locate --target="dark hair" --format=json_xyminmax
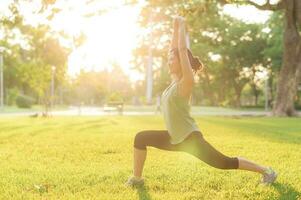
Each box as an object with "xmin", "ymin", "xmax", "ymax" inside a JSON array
[{"xmin": 171, "ymin": 48, "xmax": 204, "ymax": 74}]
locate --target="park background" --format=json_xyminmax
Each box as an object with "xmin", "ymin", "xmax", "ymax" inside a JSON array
[
  {"xmin": 0, "ymin": 0, "xmax": 300, "ymax": 200},
  {"xmin": 0, "ymin": 0, "xmax": 300, "ymax": 116}
]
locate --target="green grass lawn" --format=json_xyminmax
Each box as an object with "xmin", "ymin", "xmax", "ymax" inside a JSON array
[
  {"xmin": 0, "ymin": 105, "xmax": 44, "ymax": 113},
  {"xmin": 0, "ymin": 105, "xmax": 69, "ymax": 113},
  {"xmin": 0, "ymin": 116, "xmax": 300, "ymax": 200}
]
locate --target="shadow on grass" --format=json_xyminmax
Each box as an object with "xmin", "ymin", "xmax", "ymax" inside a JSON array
[
  {"xmin": 272, "ymin": 182, "xmax": 301, "ymax": 200},
  {"xmin": 136, "ymin": 185, "xmax": 152, "ymax": 200}
]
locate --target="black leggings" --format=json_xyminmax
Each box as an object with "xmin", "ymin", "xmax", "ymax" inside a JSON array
[{"xmin": 134, "ymin": 130, "xmax": 239, "ymax": 170}]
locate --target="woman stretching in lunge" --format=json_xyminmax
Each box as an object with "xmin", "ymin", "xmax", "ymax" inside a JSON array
[{"xmin": 125, "ymin": 16, "xmax": 277, "ymax": 187}]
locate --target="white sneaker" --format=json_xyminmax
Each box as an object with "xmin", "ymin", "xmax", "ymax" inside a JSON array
[
  {"xmin": 261, "ymin": 167, "xmax": 277, "ymax": 185},
  {"xmin": 125, "ymin": 176, "xmax": 144, "ymax": 187}
]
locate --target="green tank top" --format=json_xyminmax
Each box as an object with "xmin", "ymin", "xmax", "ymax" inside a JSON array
[{"xmin": 161, "ymin": 80, "xmax": 200, "ymax": 144}]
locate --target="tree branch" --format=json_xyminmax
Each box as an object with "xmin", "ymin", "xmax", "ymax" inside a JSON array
[{"xmin": 246, "ymin": 0, "xmax": 284, "ymax": 11}]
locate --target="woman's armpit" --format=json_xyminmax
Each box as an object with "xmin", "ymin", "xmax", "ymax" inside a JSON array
[{"xmin": 174, "ymin": 83, "xmax": 190, "ymax": 102}]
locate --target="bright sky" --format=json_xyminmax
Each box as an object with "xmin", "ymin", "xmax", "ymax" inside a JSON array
[
  {"xmin": 63, "ymin": 5, "xmax": 143, "ymax": 81},
  {"xmin": 49, "ymin": 1, "xmax": 145, "ymax": 82},
  {"xmin": 0, "ymin": 0, "xmax": 272, "ymax": 83},
  {"xmin": 223, "ymin": 4, "xmax": 271, "ymax": 24}
]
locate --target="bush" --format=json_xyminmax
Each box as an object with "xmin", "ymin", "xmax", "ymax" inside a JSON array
[
  {"xmin": 106, "ymin": 92, "xmax": 123, "ymax": 102},
  {"xmin": 16, "ymin": 95, "xmax": 35, "ymax": 108},
  {"xmin": 7, "ymin": 88, "xmax": 19, "ymax": 106}
]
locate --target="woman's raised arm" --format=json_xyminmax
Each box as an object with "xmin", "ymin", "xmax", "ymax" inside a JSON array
[
  {"xmin": 170, "ymin": 17, "xmax": 179, "ymax": 50},
  {"xmin": 177, "ymin": 17, "xmax": 194, "ymax": 98}
]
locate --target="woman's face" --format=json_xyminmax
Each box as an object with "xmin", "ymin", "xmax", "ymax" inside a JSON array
[{"xmin": 167, "ymin": 50, "xmax": 181, "ymax": 75}]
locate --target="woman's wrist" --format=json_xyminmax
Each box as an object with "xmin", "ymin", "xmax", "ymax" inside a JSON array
[
  {"xmin": 178, "ymin": 27, "xmax": 187, "ymax": 50},
  {"xmin": 178, "ymin": 24, "xmax": 185, "ymax": 35},
  {"xmin": 178, "ymin": 17, "xmax": 186, "ymax": 31},
  {"xmin": 173, "ymin": 18, "xmax": 179, "ymax": 31}
]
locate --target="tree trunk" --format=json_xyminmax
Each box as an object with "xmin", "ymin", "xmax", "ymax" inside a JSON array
[
  {"xmin": 297, "ymin": 58, "xmax": 301, "ymax": 87},
  {"xmin": 295, "ymin": 43, "xmax": 301, "ymax": 111},
  {"xmin": 255, "ymin": 92, "xmax": 259, "ymax": 106},
  {"xmin": 203, "ymin": 70, "xmax": 217, "ymax": 106},
  {"xmin": 273, "ymin": 0, "xmax": 300, "ymax": 116},
  {"xmin": 235, "ymin": 91, "xmax": 241, "ymax": 107},
  {"xmin": 269, "ymin": 74, "xmax": 274, "ymax": 109},
  {"xmin": 250, "ymin": 83, "xmax": 259, "ymax": 106},
  {"xmin": 233, "ymin": 82, "xmax": 243, "ymax": 108}
]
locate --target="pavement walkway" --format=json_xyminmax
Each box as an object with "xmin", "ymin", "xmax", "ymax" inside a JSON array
[{"xmin": 0, "ymin": 106, "xmax": 286, "ymax": 117}]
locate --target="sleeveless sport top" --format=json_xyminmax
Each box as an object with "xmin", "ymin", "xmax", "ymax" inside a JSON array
[{"xmin": 161, "ymin": 80, "xmax": 200, "ymax": 144}]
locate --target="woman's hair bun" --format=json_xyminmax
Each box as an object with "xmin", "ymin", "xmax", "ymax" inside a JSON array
[
  {"xmin": 172, "ymin": 48, "xmax": 204, "ymax": 73},
  {"xmin": 187, "ymin": 49, "xmax": 204, "ymax": 73}
]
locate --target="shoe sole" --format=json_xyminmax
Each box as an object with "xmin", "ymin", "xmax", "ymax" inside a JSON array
[{"xmin": 261, "ymin": 172, "xmax": 277, "ymax": 185}]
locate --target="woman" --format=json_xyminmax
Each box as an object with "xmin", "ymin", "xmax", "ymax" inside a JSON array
[{"xmin": 125, "ymin": 16, "xmax": 277, "ymax": 187}]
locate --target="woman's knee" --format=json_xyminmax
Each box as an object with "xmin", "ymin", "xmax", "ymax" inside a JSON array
[{"xmin": 134, "ymin": 131, "xmax": 148, "ymax": 150}]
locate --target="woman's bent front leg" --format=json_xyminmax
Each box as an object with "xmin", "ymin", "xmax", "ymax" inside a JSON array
[
  {"xmin": 133, "ymin": 147, "xmax": 147, "ymax": 178},
  {"xmin": 133, "ymin": 130, "xmax": 173, "ymax": 178}
]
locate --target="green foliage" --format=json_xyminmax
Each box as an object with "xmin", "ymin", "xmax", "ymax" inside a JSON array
[
  {"xmin": 106, "ymin": 92, "xmax": 124, "ymax": 102},
  {"xmin": 70, "ymin": 64, "xmax": 132, "ymax": 105},
  {"xmin": 136, "ymin": 1, "xmax": 268, "ymax": 107},
  {"xmin": 0, "ymin": 1, "xmax": 72, "ymax": 110},
  {"xmin": 7, "ymin": 88, "xmax": 19, "ymax": 106},
  {"xmin": 16, "ymin": 94, "xmax": 35, "ymax": 108},
  {"xmin": 263, "ymin": 11, "xmax": 283, "ymax": 72},
  {"xmin": 0, "ymin": 0, "xmax": 284, "ymax": 109}
]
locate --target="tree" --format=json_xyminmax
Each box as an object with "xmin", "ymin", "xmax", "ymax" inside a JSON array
[
  {"xmin": 0, "ymin": 2, "xmax": 72, "ymax": 114},
  {"xmin": 135, "ymin": 1, "xmax": 267, "ymax": 107},
  {"xmin": 71, "ymin": 65, "xmax": 133, "ymax": 105},
  {"xmin": 222, "ymin": 0, "xmax": 301, "ymax": 116}
]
